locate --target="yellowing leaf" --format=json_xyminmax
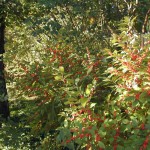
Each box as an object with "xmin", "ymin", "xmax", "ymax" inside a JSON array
[
  {"xmin": 54, "ymin": 76, "xmax": 62, "ymax": 81},
  {"xmin": 80, "ymin": 97, "xmax": 88, "ymax": 107},
  {"xmin": 68, "ymin": 98, "xmax": 76, "ymax": 101},
  {"xmin": 59, "ymin": 66, "xmax": 64, "ymax": 73},
  {"xmin": 86, "ymin": 88, "xmax": 91, "ymax": 95}
]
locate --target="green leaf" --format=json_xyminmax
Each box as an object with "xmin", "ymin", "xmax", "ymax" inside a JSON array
[
  {"xmin": 85, "ymin": 88, "xmax": 91, "ymax": 95},
  {"xmin": 106, "ymin": 94, "xmax": 111, "ymax": 102},
  {"xmin": 124, "ymin": 124, "xmax": 131, "ymax": 131},
  {"xmin": 98, "ymin": 141, "xmax": 105, "ymax": 149},
  {"xmin": 64, "ymin": 101, "xmax": 74, "ymax": 105},
  {"xmin": 59, "ymin": 66, "xmax": 64, "ymax": 73},
  {"xmin": 68, "ymin": 98, "xmax": 77, "ymax": 102},
  {"xmin": 90, "ymin": 103, "xmax": 96, "ymax": 108},
  {"xmin": 75, "ymin": 78, "xmax": 80, "ymax": 85},
  {"xmin": 139, "ymin": 92, "xmax": 149, "ymax": 102},
  {"xmin": 80, "ymin": 97, "xmax": 88, "ymax": 107},
  {"xmin": 64, "ymin": 120, "xmax": 68, "ymax": 128},
  {"xmin": 131, "ymin": 117, "xmax": 138, "ymax": 127},
  {"xmin": 54, "ymin": 76, "xmax": 62, "ymax": 81},
  {"xmin": 87, "ymin": 66, "xmax": 93, "ymax": 75},
  {"xmin": 117, "ymin": 145, "xmax": 124, "ymax": 150},
  {"xmin": 32, "ymin": 81, "xmax": 36, "ymax": 87},
  {"xmin": 98, "ymin": 130, "xmax": 106, "ymax": 137},
  {"xmin": 87, "ymin": 84, "xmax": 93, "ymax": 89},
  {"xmin": 125, "ymin": 96, "xmax": 135, "ymax": 101},
  {"xmin": 132, "ymin": 101, "xmax": 139, "ymax": 107},
  {"xmin": 122, "ymin": 119, "xmax": 129, "ymax": 124},
  {"xmin": 132, "ymin": 85, "xmax": 141, "ymax": 91}
]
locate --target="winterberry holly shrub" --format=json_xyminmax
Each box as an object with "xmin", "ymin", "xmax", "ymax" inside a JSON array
[
  {"xmin": 7, "ymin": 41, "xmax": 105, "ymax": 133},
  {"xmin": 2, "ymin": 1, "xmax": 150, "ymax": 149},
  {"xmin": 56, "ymin": 18, "xmax": 150, "ymax": 150},
  {"xmin": 100, "ymin": 21, "xmax": 150, "ymax": 149},
  {"xmin": 5, "ymin": 15, "xmax": 150, "ymax": 150}
]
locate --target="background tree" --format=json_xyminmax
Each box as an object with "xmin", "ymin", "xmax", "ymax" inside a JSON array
[
  {"xmin": 0, "ymin": 0, "xmax": 38, "ymax": 120},
  {"xmin": 0, "ymin": 0, "xmax": 9, "ymax": 120}
]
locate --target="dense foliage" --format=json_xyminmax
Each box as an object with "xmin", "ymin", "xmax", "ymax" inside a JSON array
[{"xmin": 0, "ymin": 0, "xmax": 149, "ymax": 149}]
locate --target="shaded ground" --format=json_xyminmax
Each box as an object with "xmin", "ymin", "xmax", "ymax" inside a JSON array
[
  {"xmin": 0, "ymin": 99, "xmax": 80, "ymax": 150},
  {"xmin": 0, "ymin": 100, "xmax": 41, "ymax": 150}
]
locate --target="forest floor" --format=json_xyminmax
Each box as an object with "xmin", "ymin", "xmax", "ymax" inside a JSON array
[{"xmin": 0, "ymin": 99, "xmax": 41, "ymax": 150}]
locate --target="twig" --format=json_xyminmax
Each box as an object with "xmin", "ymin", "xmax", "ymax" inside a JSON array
[{"xmin": 142, "ymin": 9, "xmax": 150, "ymax": 33}]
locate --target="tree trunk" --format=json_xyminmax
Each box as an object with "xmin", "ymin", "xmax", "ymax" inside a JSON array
[{"xmin": 0, "ymin": 14, "xmax": 10, "ymax": 120}]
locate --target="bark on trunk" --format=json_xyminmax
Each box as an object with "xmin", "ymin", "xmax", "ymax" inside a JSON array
[
  {"xmin": 0, "ymin": 14, "xmax": 10, "ymax": 120},
  {"xmin": 0, "ymin": 58, "xmax": 10, "ymax": 119}
]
